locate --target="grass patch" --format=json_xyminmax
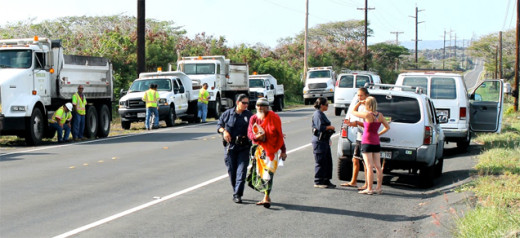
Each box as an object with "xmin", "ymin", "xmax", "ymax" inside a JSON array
[
  {"xmin": 454, "ymin": 206, "xmax": 520, "ymax": 238},
  {"xmin": 474, "ymin": 148, "xmax": 520, "ymax": 175}
]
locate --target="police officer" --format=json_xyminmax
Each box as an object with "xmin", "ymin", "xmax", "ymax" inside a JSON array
[
  {"xmin": 217, "ymin": 94, "xmax": 253, "ymax": 203},
  {"xmin": 312, "ymin": 97, "xmax": 336, "ymax": 188}
]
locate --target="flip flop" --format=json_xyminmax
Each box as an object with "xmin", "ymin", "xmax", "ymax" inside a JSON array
[
  {"xmin": 263, "ymin": 202, "xmax": 271, "ymax": 208},
  {"xmin": 340, "ymin": 182, "xmax": 357, "ymax": 187}
]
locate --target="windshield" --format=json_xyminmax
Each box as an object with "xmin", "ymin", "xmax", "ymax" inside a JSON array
[
  {"xmin": 0, "ymin": 50, "xmax": 32, "ymax": 69},
  {"xmin": 182, "ymin": 63, "xmax": 215, "ymax": 75},
  {"xmin": 308, "ymin": 70, "xmax": 331, "ymax": 78},
  {"xmin": 249, "ymin": 79, "xmax": 265, "ymax": 88},
  {"xmin": 402, "ymin": 77, "xmax": 428, "ymax": 94},
  {"xmin": 129, "ymin": 79, "xmax": 172, "ymax": 92}
]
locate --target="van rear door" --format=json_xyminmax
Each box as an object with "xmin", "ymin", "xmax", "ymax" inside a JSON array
[{"xmin": 469, "ymin": 79, "xmax": 504, "ymax": 133}]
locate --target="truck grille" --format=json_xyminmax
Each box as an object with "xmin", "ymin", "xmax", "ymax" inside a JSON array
[
  {"xmin": 308, "ymin": 83, "xmax": 327, "ymax": 89},
  {"xmin": 249, "ymin": 91, "xmax": 259, "ymax": 100},
  {"xmin": 127, "ymin": 99, "xmax": 146, "ymax": 109}
]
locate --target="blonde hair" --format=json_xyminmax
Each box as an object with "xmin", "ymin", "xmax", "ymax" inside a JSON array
[{"xmin": 365, "ymin": 96, "xmax": 377, "ymax": 111}]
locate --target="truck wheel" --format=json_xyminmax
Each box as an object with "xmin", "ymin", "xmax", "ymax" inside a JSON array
[
  {"xmin": 337, "ymin": 156, "xmax": 353, "ymax": 181},
  {"xmin": 275, "ymin": 97, "xmax": 283, "ymax": 112},
  {"xmin": 25, "ymin": 107, "xmax": 44, "ymax": 146},
  {"xmin": 456, "ymin": 132, "xmax": 471, "ymax": 152},
  {"xmin": 335, "ymin": 108, "xmax": 342, "ymax": 116},
  {"xmin": 213, "ymin": 97, "xmax": 221, "ymax": 119},
  {"xmin": 97, "ymin": 104, "xmax": 110, "ymax": 138},
  {"xmin": 165, "ymin": 106, "xmax": 176, "ymax": 127},
  {"xmin": 419, "ymin": 165, "xmax": 435, "ymax": 188},
  {"xmin": 84, "ymin": 106, "xmax": 98, "ymax": 139},
  {"xmin": 121, "ymin": 121, "xmax": 131, "ymax": 130}
]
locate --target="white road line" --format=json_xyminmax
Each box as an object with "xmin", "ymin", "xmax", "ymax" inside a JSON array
[{"xmin": 53, "ymin": 137, "xmax": 324, "ymax": 238}]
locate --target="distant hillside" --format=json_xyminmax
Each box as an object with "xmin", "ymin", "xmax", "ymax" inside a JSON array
[{"xmin": 397, "ymin": 40, "xmax": 469, "ymax": 50}]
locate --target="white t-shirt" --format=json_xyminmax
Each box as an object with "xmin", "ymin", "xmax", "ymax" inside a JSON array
[{"xmin": 345, "ymin": 104, "xmax": 366, "ymax": 141}]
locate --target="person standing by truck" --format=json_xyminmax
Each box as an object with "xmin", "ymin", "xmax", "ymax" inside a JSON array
[
  {"xmin": 312, "ymin": 97, "xmax": 336, "ymax": 188},
  {"xmin": 198, "ymin": 83, "xmax": 210, "ymax": 123},
  {"xmin": 142, "ymin": 84, "xmax": 160, "ymax": 130},
  {"xmin": 72, "ymin": 85, "xmax": 87, "ymax": 140},
  {"xmin": 217, "ymin": 94, "xmax": 253, "ymax": 204},
  {"xmin": 49, "ymin": 103, "xmax": 73, "ymax": 143}
]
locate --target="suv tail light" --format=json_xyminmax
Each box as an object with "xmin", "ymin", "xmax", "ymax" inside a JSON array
[
  {"xmin": 335, "ymin": 80, "xmax": 339, "ymax": 87},
  {"xmin": 341, "ymin": 119, "xmax": 348, "ymax": 138},
  {"xmin": 424, "ymin": 126, "xmax": 432, "ymax": 144},
  {"xmin": 459, "ymin": 107, "xmax": 467, "ymax": 120}
]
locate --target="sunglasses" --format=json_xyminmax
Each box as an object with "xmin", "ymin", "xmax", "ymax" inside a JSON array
[{"xmin": 240, "ymin": 101, "xmax": 249, "ymax": 105}]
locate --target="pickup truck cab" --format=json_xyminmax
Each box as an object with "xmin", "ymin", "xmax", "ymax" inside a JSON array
[
  {"xmin": 118, "ymin": 71, "xmax": 200, "ymax": 129},
  {"xmin": 333, "ymin": 71, "xmax": 381, "ymax": 116},
  {"xmin": 395, "ymin": 72, "xmax": 504, "ymax": 151},
  {"xmin": 303, "ymin": 66, "xmax": 335, "ymax": 105},
  {"xmin": 248, "ymin": 74, "xmax": 285, "ymax": 111}
]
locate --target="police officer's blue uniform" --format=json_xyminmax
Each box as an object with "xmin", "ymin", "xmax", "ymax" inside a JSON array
[
  {"xmin": 312, "ymin": 109, "xmax": 334, "ymax": 186},
  {"xmin": 217, "ymin": 107, "xmax": 253, "ymax": 201}
]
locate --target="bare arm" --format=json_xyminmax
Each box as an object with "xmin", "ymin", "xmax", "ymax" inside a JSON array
[
  {"xmin": 351, "ymin": 101, "xmax": 367, "ymax": 119},
  {"xmin": 378, "ymin": 113, "xmax": 390, "ymax": 136}
]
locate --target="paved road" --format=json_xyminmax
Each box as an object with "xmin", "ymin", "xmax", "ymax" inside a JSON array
[
  {"xmin": 465, "ymin": 59, "xmax": 485, "ymax": 89},
  {"xmin": 0, "ymin": 107, "xmax": 479, "ymax": 237}
]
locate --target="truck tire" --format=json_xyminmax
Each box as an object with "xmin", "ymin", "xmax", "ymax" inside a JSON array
[
  {"xmin": 275, "ymin": 97, "xmax": 283, "ymax": 112},
  {"xmin": 165, "ymin": 106, "xmax": 176, "ymax": 127},
  {"xmin": 335, "ymin": 108, "xmax": 342, "ymax": 116},
  {"xmin": 419, "ymin": 165, "xmax": 435, "ymax": 188},
  {"xmin": 456, "ymin": 132, "xmax": 471, "ymax": 152},
  {"xmin": 337, "ymin": 156, "xmax": 353, "ymax": 181},
  {"xmin": 434, "ymin": 157, "xmax": 444, "ymax": 178},
  {"xmin": 121, "ymin": 121, "xmax": 131, "ymax": 130},
  {"xmin": 213, "ymin": 97, "xmax": 221, "ymax": 119},
  {"xmin": 84, "ymin": 106, "xmax": 98, "ymax": 139},
  {"xmin": 25, "ymin": 107, "xmax": 44, "ymax": 146},
  {"xmin": 97, "ymin": 104, "xmax": 110, "ymax": 138}
]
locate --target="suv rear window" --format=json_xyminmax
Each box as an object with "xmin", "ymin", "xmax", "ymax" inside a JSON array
[
  {"xmin": 431, "ymin": 77, "xmax": 456, "ymax": 99},
  {"xmin": 338, "ymin": 75, "xmax": 354, "ymax": 88},
  {"xmin": 402, "ymin": 77, "xmax": 428, "ymax": 94},
  {"xmin": 356, "ymin": 75, "xmax": 370, "ymax": 88},
  {"xmin": 373, "ymin": 94, "xmax": 421, "ymax": 123}
]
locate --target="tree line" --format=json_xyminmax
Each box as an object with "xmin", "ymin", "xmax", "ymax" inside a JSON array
[{"xmin": 0, "ymin": 15, "xmax": 411, "ymax": 103}]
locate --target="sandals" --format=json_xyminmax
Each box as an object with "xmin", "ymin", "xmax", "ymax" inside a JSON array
[
  {"xmin": 340, "ymin": 182, "xmax": 357, "ymax": 188},
  {"xmin": 358, "ymin": 189, "xmax": 373, "ymax": 195},
  {"xmin": 256, "ymin": 199, "xmax": 271, "ymax": 208}
]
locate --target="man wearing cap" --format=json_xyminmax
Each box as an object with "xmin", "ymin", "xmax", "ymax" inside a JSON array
[
  {"xmin": 247, "ymin": 97, "xmax": 287, "ymax": 208},
  {"xmin": 49, "ymin": 103, "xmax": 73, "ymax": 142},
  {"xmin": 72, "ymin": 85, "xmax": 87, "ymax": 140}
]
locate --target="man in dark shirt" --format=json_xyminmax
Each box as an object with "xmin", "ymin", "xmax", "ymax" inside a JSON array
[{"xmin": 217, "ymin": 94, "xmax": 253, "ymax": 203}]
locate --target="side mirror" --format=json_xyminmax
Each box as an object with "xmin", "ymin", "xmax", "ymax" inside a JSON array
[
  {"xmin": 120, "ymin": 88, "xmax": 127, "ymax": 96},
  {"xmin": 174, "ymin": 89, "xmax": 179, "ymax": 94},
  {"xmin": 470, "ymin": 93, "xmax": 482, "ymax": 101},
  {"xmin": 270, "ymin": 84, "xmax": 274, "ymax": 90},
  {"xmin": 179, "ymin": 86, "xmax": 185, "ymax": 93},
  {"xmin": 437, "ymin": 115, "xmax": 448, "ymax": 124}
]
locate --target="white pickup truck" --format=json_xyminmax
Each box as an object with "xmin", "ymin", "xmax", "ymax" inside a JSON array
[
  {"xmin": 118, "ymin": 70, "xmax": 200, "ymax": 129},
  {"xmin": 248, "ymin": 74, "xmax": 285, "ymax": 111}
]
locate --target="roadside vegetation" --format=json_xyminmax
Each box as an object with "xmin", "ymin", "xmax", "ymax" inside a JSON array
[{"xmin": 454, "ymin": 103, "xmax": 520, "ymax": 238}]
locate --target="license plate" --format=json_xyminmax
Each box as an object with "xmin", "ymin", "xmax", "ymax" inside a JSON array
[
  {"xmin": 380, "ymin": 151, "xmax": 391, "ymax": 159},
  {"xmin": 436, "ymin": 109, "xmax": 449, "ymax": 117},
  {"xmin": 137, "ymin": 112, "xmax": 146, "ymax": 118}
]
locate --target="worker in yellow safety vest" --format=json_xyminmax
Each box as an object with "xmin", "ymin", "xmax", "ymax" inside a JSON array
[
  {"xmin": 49, "ymin": 103, "xmax": 73, "ymax": 142},
  {"xmin": 72, "ymin": 85, "xmax": 87, "ymax": 140},
  {"xmin": 198, "ymin": 83, "xmax": 210, "ymax": 123},
  {"xmin": 142, "ymin": 83, "xmax": 160, "ymax": 130}
]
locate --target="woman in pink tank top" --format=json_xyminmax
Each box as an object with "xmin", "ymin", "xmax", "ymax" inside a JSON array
[{"xmin": 351, "ymin": 96, "xmax": 390, "ymax": 195}]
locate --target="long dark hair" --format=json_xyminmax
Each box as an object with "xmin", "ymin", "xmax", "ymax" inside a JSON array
[{"xmin": 313, "ymin": 97, "xmax": 328, "ymax": 109}]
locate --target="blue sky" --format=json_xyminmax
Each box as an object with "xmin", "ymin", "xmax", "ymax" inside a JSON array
[{"xmin": 0, "ymin": 0, "xmax": 515, "ymax": 49}]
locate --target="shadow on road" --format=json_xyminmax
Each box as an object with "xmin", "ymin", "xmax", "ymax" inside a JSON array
[{"xmin": 0, "ymin": 152, "xmax": 51, "ymax": 162}]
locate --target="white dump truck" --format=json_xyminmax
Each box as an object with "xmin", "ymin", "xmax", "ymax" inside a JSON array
[
  {"xmin": 303, "ymin": 66, "xmax": 336, "ymax": 105},
  {"xmin": 118, "ymin": 70, "xmax": 200, "ymax": 129},
  {"xmin": 176, "ymin": 56, "xmax": 249, "ymax": 118},
  {"xmin": 0, "ymin": 36, "xmax": 113, "ymax": 145},
  {"xmin": 248, "ymin": 74, "xmax": 285, "ymax": 111}
]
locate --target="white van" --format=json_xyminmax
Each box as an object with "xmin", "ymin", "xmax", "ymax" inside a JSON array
[
  {"xmin": 333, "ymin": 71, "xmax": 381, "ymax": 116},
  {"xmin": 395, "ymin": 72, "xmax": 504, "ymax": 151}
]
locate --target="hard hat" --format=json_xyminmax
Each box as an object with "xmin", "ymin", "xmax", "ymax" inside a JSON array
[
  {"xmin": 256, "ymin": 98, "xmax": 269, "ymax": 106},
  {"xmin": 65, "ymin": 103, "xmax": 73, "ymax": 111}
]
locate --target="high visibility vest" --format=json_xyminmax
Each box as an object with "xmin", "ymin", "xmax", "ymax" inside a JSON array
[
  {"xmin": 49, "ymin": 106, "xmax": 72, "ymax": 124},
  {"xmin": 198, "ymin": 88, "xmax": 209, "ymax": 104},
  {"xmin": 72, "ymin": 92, "xmax": 87, "ymax": 115},
  {"xmin": 142, "ymin": 89, "xmax": 159, "ymax": 108}
]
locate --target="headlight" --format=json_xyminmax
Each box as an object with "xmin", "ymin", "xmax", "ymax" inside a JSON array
[
  {"xmin": 209, "ymin": 92, "xmax": 214, "ymax": 97},
  {"xmin": 257, "ymin": 93, "xmax": 264, "ymax": 98},
  {"xmin": 119, "ymin": 101, "xmax": 127, "ymax": 108},
  {"xmin": 158, "ymin": 98, "xmax": 168, "ymax": 105},
  {"xmin": 303, "ymin": 90, "xmax": 307, "ymax": 94},
  {"xmin": 11, "ymin": 106, "xmax": 27, "ymax": 112}
]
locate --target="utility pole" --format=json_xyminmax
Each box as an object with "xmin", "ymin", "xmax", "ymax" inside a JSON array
[
  {"xmin": 454, "ymin": 34, "xmax": 457, "ymax": 62},
  {"xmin": 499, "ymin": 31, "xmax": 503, "ymax": 79},
  {"xmin": 137, "ymin": 0, "xmax": 145, "ymax": 75},
  {"xmin": 495, "ymin": 45, "xmax": 499, "ymax": 79},
  {"xmin": 443, "ymin": 30, "xmax": 446, "ymax": 69},
  {"xmin": 357, "ymin": 0, "xmax": 374, "ymax": 70},
  {"xmin": 390, "ymin": 31, "xmax": 404, "ymax": 45},
  {"xmin": 303, "ymin": 0, "xmax": 309, "ymax": 83},
  {"xmin": 410, "ymin": 6, "xmax": 424, "ymax": 69},
  {"xmin": 515, "ymin": 0, "xmax": 519, "ymax": 111}
]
